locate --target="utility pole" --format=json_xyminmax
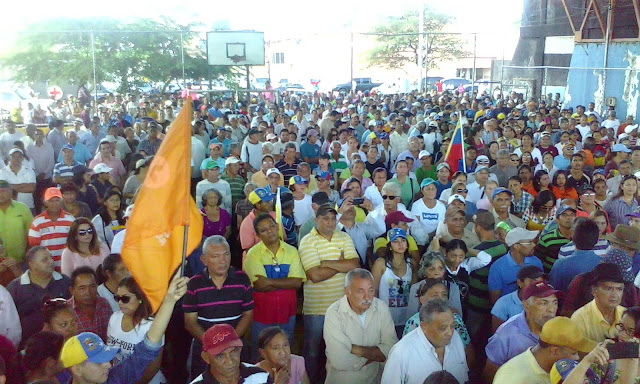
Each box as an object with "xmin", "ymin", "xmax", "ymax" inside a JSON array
[{"xmin": 418, "ymin": 3, "xmax": 425, "ymax": 92}]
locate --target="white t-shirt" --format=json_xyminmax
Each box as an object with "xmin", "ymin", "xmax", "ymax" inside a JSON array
[
  {"xmin": 602, "ymin": 119, "xmax": 621, "ymax": 131},
  {"xmin": 410, "ymin": 199, "xmax": 447, "ymax": 234},
  {"xmin": 0, "ymin": 131, "xmax": 26, "ymax": 159},
  {"xmin": 293, "ymin": 194, "xmax": 314, "ymax": 226},
  {"xmin": 107, "ymin": 311, "xmax": 166, "ymax": 384},
  {"xmin": 98, "ymin": 283, "xmax": 119, "ymax": 313},
  {"xmin": 0, "ymin": 165, "xmax": 36, "ymax": 208}
]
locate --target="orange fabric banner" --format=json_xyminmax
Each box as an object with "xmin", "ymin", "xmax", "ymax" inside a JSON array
[{"xmin": 121, "ymin": 98, "xmax": 203, "ymax": 312}]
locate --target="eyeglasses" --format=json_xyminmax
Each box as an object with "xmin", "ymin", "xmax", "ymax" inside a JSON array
[
  {"xmin": 581, "ymin": 192, "xmax": 595, "ymax": 196},
  {"xmin": 382, "ymin": 195, "xmax": 397, "ymax": 200},
  {"xmin": 516, "ymin": 241, "xmax": 534, "ymax": 246},
  {"xmin": 114, "ymin": 295, "xmax": 134, "ymax": 304},
  {"xmin": 397, "ymin": 279, "xmax": 405, "ymax": 295},
  {"xmin": 616, "ymin": 323, "xmax": 636, "ymax": 335},
  {"xmin": 455, "ymin": 189, "xmax": 468, "ymax": 193},
  {"xmin": 78, "ymin": 228, "xmax": 94, "ymax": 236}
]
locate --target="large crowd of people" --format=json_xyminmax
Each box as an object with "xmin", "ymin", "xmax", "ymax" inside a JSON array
[{"xmin": 1, "ymin": 86, "xmax": 640, "ymax": 384}]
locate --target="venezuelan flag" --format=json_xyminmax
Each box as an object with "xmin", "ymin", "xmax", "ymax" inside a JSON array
[{"xmin": 444, "ymin": 114, "xmax": 465, "ymax": 175}]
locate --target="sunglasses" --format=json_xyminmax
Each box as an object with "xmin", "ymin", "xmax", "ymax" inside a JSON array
[
  {"xmin": 78, "ymin": 228, "xmax": 94, "ymax": 236},
  {"xmin": 382, "ymin": 195, "xmax": 397, "ymax": 200},
  {"xmin": 44, "ymin": 298, "xmax": 68, "ymax": 307},
  {"xmin": 114, "ymin": 295, "xmax": 135, "ymax": 304},
  {"xmin": 456, "ymin": 189, "xmax": 469, "ymax": 193},
  {"xmin": 397, "ymin": 279, "xmax": 405, "ymax": 295}
]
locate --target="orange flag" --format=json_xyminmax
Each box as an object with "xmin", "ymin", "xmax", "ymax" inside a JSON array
[{"xmin": 121, "ymin": 98, "xmax": 203, "ymax": 312}]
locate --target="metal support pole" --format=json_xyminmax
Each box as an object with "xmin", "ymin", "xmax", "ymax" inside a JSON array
[
  {"xmin": 603, "ymin": 0, "xmax": 613, "ymax": 113},
  {"xmin": 543, "ymin": 67, "xmax": 548, "ymax": 102},
  {"xmin": 246, "ymin": 66, "xmax": 251, "ymax": 102},
  {"xmin": 180, "ymin": 31, "xmax": 186, "ymax": 87},
  {"xmin": 418, "ymin": 4, "xmax": 424, "ymax": 92},
  {"xmin": 91, "ymin": 31, "xmax": 97, "ymax": 106},
  {"xmin": 350, "ymin": 30, "xmax": 354, "ymax": 96},
  {"xmin": 500, "ymin": 46, "xmax": 505, "ymax": 97},
  {"xmin": 472, "ymin": 33, "xmax": 477, "ymax": 95}
]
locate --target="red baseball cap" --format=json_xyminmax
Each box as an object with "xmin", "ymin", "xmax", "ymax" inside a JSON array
[
  {"xmin": 522, "ymin": 281, "xmax": 563, "ymax": 301},
  {"xmin": 384, "ymin": 211, "xmax": 414, "ymax": 227},
  {"xmin": 202, "ymin": 324, "xmax": 243, "ymax": 356}
]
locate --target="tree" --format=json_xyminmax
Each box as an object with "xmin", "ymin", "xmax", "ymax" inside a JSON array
[
  {"xmin": 0, "ymin": 17, "xmax": 234, "ymax": 94},
  {"xmin": 366, "ymin": 9, "xmax": 469, "ymax": 76}
]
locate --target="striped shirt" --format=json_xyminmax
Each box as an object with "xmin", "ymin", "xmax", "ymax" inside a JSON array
[
  {"xmin": 558, "ymin": 239, "xmax": 611, "ymax": 259},
  {"xmin": 535, "ymin": 228, "xmax": 571, "ymax": 273},
  {"xmin": 28, "ymin": 210, "xmax": 75, "ymax": 270},
  {"xmin": 298, "ymin": 228, "xmax": 359, "ymax": 315},
  {"xmin": 511, "ymin": 191, "xmax": 533, "ymax": 215},
  {"xmin": 468, "ymin": 240, "xmax": 508, "ymax": 313},
  {"xmin": 183, "ymin": 267, "xmax": 253, "ymax": 330},
  {"xmin": 604, "ymin": 197, "xmax": 639, "ymax": 229},
  {"xmin": 53, "ymin": 160, "xmax": 84, "ymax": 179},
  {"xmin": 220, "ymin": 172, "xmax": 246, "ymax": 211}
]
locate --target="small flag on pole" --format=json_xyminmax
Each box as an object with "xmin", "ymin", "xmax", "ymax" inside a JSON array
[{"xmin": 444, "ymin": 113, "xmax": 466, "ymax": 175}]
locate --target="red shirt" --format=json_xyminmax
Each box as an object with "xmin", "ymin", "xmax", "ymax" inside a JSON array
[{"xmin": 68, "ymin": 296, "xmax": 113, "ymax": 342}]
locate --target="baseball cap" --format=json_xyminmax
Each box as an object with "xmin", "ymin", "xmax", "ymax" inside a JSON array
[
  {"xmin": 266, "ymin": 133, "xmax": 277, "ymax": 141},
  {"xmin": 418, "ymin": 150, "xmax": 431, "ymax": 159},
  {"xmin": 517, "ymin": 265, "xmax": 545, "ymax": 281},
  {"xmin": 521, "ymin": 281, "xmax": 563, "ymax": 301},
  {"xmin": 266, "ymin": 168, "xmax": 281, "ymax": 177},
  {"xmin": 92, "ymin": 163, "xmax": 113, "ymax": 174},
  {"xmin": 491, "ymin": 187, "xmax": 513, "ymax": 200},
  {"xmin": 316, "ymin": 204, "xmax": 337, "ymax": 217},
  {"xmin": 44, "ymin": 187, "xmax": 63, "ymax": 201},
  {"xmin": 496, "ymin": 221, "xmax": 513, "ymax": 233},
  {"xmin": 476, "ymin": 155, "xmax": 489, "ymax": 164},
  {"xmin": 550, "ymin": 359, "xmax": 597, "ymax": 384},
  {"xmin": 306, "ymin": 129, "xmax": 319, "ymax": 137},
  {"xmin": 8, "ymin": 148, "xmax": 24, "ymax": 156},
  {"xmin": 448, "ymin": 194, "xmax": 466, "ymax": 205},
  {"xmin": 202, "ymin": 324, "xmax": 243, "ymax": 357},
  {"xmin": 74, "ymin": 117, "xmax": 83, "ymax": 124},
  {"xmin": 204, "ymin": 160, "xmax": 220, "ymax": 170},
  {"xmin": 420, "ymin": 178, "xmax": 437, "ymax": 188},
  {"xmin": 436, "ymin": 163, "xmax": 450, "ymax": 172},
  {"xmin": 556, "ymin": 204, "xmax": 577, "ymax": 218},
  {"xmin": 388, "ymin": 228, "xmax": 407, "ymax": 242},
  {"xmin": 209, "ymin": 142, "xmax": 222, "ymax": 149},
  {"xmin": 475, "ymin": 166, "xmax": 489, "ymax": 175},
  {"xmin": 61, "ymin": 144, "xmax": 75, "ymax": 152},
  {"xmin": 612, "ymin": 143, "xmax": 632, "ymax": 153},
  {"xmin": 540, "ymin": 317, "xmax": 597, "ymax": 353},
  {"xmin": 225, "ymin": 157, "xmax": 241, "ymax": 166},
  {"xmin": 104, "ymin": 135, "xmax": 118, "ymax": 143},
  {"xmin": 505, "ymin": 227, "xmax": 539, "ymax": 247},
  {"xmin": 248, "ymin": 187, "xmax": 275, "ymax": 205},
  {"xmin": 61, "ymin": 332, "xmax": 119, "ymax": 368},
  {"xmin": 384, "ymin": 211, "xmax": 414, "ymax": 227},
  {"xmin": 248, "ymin": 128, "xmax": 260, "ymax": 136},
  {"xmin": 625, "ymin": 208, "xmax": 640, "ymax": 219},
  {"xmin": 315, "ymin": 170, "xmax": 332, "ymax": 180},
  {"xmin": 289, "ymin": 175, "xmax": 308, "ymax": 186}
]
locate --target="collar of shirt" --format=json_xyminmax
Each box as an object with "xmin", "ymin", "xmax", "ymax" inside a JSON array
[{"xmin": 20, "ymin": 270, "xmax": 63, "ymax": 285}]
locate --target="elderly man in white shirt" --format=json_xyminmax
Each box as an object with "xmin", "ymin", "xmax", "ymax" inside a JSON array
[
  {"xmin": 0, "ymin": 284, "xmax": 21, "ymax": 347},
  {"xmin": 324, "ymin": 268, "xmax": 398, "ymax": 384},
  {"xmin": 381, "ymin": 299, "xmax": 468, "ymax": 384}
]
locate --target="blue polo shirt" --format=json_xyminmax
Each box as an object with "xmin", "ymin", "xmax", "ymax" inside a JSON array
[
  {"xmin": 485, "ymin": 312, "xmax": 538, "ymax": 366},
  {"xmin": 549, "ymin": 249, "xmax": 600, "ymax": 292},
  {"xmin": 300, "ymin": 142, "xmax": 322, "ymax": 169},
  {"xmin": 488, "ymin": 252, "xmax": 543, "ymax": 297},
  {"xmin": 435, "ymin": 180, "xmax": 452, "ymax": 199},
  {"xmin": 491, "ymin": 290, "xmax": 523, "ymax": 322},
  {"xmin": 553, "ymin": 155, "xmax": 570, "ymax": 170},
  {"xmin": 56, "ymin": 142, "xmax": 93, "ymax": 164}
]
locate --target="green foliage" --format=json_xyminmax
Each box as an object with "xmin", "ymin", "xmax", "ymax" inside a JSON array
[
  {"xmin": 0, "ymin": 17, "xmax": 234, "ymax": 93},
  {"xmin": 367, "ymin": 9, "xmax": 469, "ymax": 74}
]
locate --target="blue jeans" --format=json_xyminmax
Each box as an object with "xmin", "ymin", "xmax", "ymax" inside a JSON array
[
  {"xmin": 303, "ymin": 315, "xmax": 326, "ymax": 384},
  {"xmin": 251, "ymin": 316, "xmax": 296, "ymax": 362}
]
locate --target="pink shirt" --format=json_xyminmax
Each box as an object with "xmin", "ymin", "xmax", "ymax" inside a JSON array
[
  {"xmin": 60, "ymin": 242, "xmax": 110, "ymax": 277},
  {"xmin": 89, "ymin": 156, "xmax": 126, "ymax": 181},
  {"xmin": 257, "ymin": 354, "xmax": 306, "ymax": 384}
]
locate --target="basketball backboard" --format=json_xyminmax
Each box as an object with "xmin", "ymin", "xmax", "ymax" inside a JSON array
[{"xmin": 206, "ymin": 31, "xmax": 265, "ymax": 66}]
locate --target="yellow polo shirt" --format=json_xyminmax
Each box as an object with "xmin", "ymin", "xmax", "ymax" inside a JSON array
[
  {"xmin": 243, "ymin": 240, "xmax": 306, "ymax": 284},
  {"xmin": 571, "ymin": 299, "xmax": 624, "ymax": 342},
  {"xmin": 493, "ymin": 348, "xmax": 550, "ymax": 384},
  {"xmin": 298, "ymin": 228, "xmax": 359, "ymax": 315},
  {"xmin": 0, "ymin": 201, "xmax": 33, "ymax": 262}
]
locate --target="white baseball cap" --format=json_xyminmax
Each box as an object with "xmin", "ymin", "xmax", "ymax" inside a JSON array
[
  {"xmin": 505, "ymin": 228, "xmax": 540, "ymax": 247},
  {"xmin": 419, "ymin": 150, "xmax": 431, "ymax": 159},
  {"xmin": 266, "ymin": 168, "xmax": 281, "ymax": 177},
  {"xmin": 448, "ymin": 194, "xmax": 466, "ymax": 205},
  {"xmin": 93, "ymin": 163, "xmax": 113, "ymax": 174},
  {"xmin": 225, "ymin": 157, "xmax": 241, "ymax": 166}
]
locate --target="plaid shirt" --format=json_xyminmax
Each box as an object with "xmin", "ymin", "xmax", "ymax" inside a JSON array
[
  {"xmin": 511, "ymin": 191, "xmax": 533, "ymax": 215},
  {"xmin": 68, "ymin": 296, "xmax": 113, "ymax": 342}
]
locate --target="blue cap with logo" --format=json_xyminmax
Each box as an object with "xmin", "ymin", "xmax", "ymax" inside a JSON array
[
  {"xmin": 60, "ymin": 332, "xmax": 119, "ymax": 368},
  {"xmin": 248, "ymin": 187, "xmax": 275, "ymax": 205},
  {"xmin": 388, "ymin": 228, "xmax": 408, "ymax": 242}
]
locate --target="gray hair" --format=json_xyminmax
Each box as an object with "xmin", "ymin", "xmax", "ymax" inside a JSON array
[
  {"xmin": 331, "ymin": 140, "xmax": 341, "ymax": 148},
  {"xmin": 298, "ymin": 162, "xmax": 310, "ymax": 171},
  {"xmin": 202, "ymin": 235, "xmax": 230, "ymax": 254},
  {"xmin": 419, "ymin": 299, "xmax": 452, "ymax": 323},
  {"xmin": 24, "ymin": 246, "xmax": 49, "ymax": 265},
  {"xmin": 345, "ymin": 268, "xmax": 374, "ymax": 289},
  {"xmin": 202, "ymin": 188, "xmax": 223, "ymax": 207},
  {"xmin": 243, "ymin": 181, "xmax": 259, "ymax": 195},
  {"xmin": 228, "ymin": 143, "xmax": 240, "ymax": 153},
  {"xmin": 284, "ymin": 142, "xmax": 297, "ymax": 151},
  {"xmin": 497, "ymin": 149, "xmax": 510, "ymax": 158},
  {"xmin": 350, "ymin": 159, "xmax": 365, "ymax": 170},
  {"xmin": 418, "ymin": 251, "xmax": 446, "ymax": 280},
  {"xmin": 381, "ymin": 182, "xmax": 402, "ymax": 197}
]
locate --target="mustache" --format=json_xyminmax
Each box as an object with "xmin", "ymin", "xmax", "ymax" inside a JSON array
[{"xmin": 359, "ymin": 300, "xmax": 372, "ymax": 306}]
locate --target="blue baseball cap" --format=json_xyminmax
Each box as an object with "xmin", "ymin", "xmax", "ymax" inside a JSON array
[
  {"xmin": 388, "ymin": 228, "xmax": 407, "ymax": 242},
  {"xmin": 491, "ymin": 187, "xmax": 513, "ymax": 200},
  {"xmin": 420, "ymin": 178, "xmax": 437, "ymax": 188},
  {"xmin": 60, "ymin": 332, "xmax": 119, "ymax": 368},
  {"xmin": 248, "ymin": 187, "xmax": 275, "ymax": 205},
  {"xmin": 613, "ymin": 143, "xmax": 632, "ymax": 153},
  {"xmin": 61, "ymin": 144, "xmax": 75, "ymax": 151},
  {"xmin": 315, "ymin": 170, "xmax": 332, "ymax": 180},
  {"xmin": 289, "ymin": 175, "xmax": 308, "ymax": 186},
  {"xmin": 550, "ymin": 359, "xmax": 597, "ymax": 384}
]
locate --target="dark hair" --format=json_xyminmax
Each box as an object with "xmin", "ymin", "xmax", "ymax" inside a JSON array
[
  {"xmin": 60, "ymin": 182, "xmax": 78, "ymax": 194},
  {"xmin": 257, "ymin": 326, "xmax": 286, "ymax": 350},
  {"xmin": 417, "ymin": 278, "xmax": 447, "ymax": 298},
  {"xmin": 70, "ymin": 266, "xmax": 97, "ymax": 287},
  {"xmin": 41, "ymin": 298, "xmax": 72, "ymax": 325},
  {"xmin": 444, "ymin": 239, "xmax": 467, "ymax": 255},
  {"xmin": 574, "ymin": 219, "xmax": 599, "ymax": 250},
  {"xmin": 531, "ymin": 190, "xmax": 556, "ymax": 214},
  {"xmin": 66, "ymin": 217, "xmax": 101, "ymax": 255},
  {"xmin": 622, "ymin": 307, "xmax": 640, "ymax": 338},
  {"xmin": 508, "ymin": 175, "xmax": 522, "ymax": 184},
  {"xmin": 423, "ymin": 370, "xmax": 459, "ymax": 384},
  {"xmin": 532, "ymin": 170, "xmax": 549, "ymax": 192},
  {"xmin": 117, "ymin": 277, "xmax": 152, "ymax": 326},
  {"xmin": 614, "ymin": 175, "xmax": 639, "ymax": 200},
  {"xmin": 24, "ymin": 246, "xmax": 48, "ymax": 265},
  {"xmin": 102, "ymin": 253, "xmax": 123, "ymax": 278},
  {"xmin": 22, "ymin": 331, "xmax": 64, "ymax": 372},
  {"xmin": 253, "ymin": 212, "xmax": 276, "ymax": 233},
  {"xmin": 97, "ymin": 189, "xmax": 126, "ymax": 226},
  {"xmin": 127, "ymin": 153, "xmax": 145, "ymax": 175},
  {"xmin": 552, "ymin": 170, "xmax": 568, "ymax": 187}
]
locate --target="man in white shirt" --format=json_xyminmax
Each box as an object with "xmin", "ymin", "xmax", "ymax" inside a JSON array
[
  {"xmin": 467, "ymin": 166, "xmax": 490, "ymax": 204},
  {"xmin": 240, "ymin": 129, "xmax": 264, "ymax": 175},
  {"xmin": 381, "ymin": 299, "xmax": 468, "ymax": 384},
  {"xmin": 0, "ymin": 148, "xmax": 36, "ymax": 209},
  {"xmin": 0, "ymin": 120, "xmax": 25, "ymax": 160},
  {"xmin": 575, "ymin": 115, "xmax": 590, "ymax": 140},
  {"xmin": 324, "ymin": 269, "xmax": 398, "ymax": 383},
  {"xmin": 0, "ymin": 284, "xmax": 21, "ymax": 347},
  {"xmin": 195, "ymin": 161, "xmax": 232, "ymax": 212},
  {"xmin": 602, "ymin": 110, "xmax": 621, "ymax": 131}
]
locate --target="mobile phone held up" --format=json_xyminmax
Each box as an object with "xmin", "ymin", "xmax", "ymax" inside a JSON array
[
  {"xmin": 607, "ymin": 342, "xmax": 640, "ymax": 359},
  {"xmin": 352, "ymin": 197, "xmax": 365, "ymax": 206}
]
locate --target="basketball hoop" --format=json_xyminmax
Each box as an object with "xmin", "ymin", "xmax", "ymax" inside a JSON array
[{"xmin": 226, "ymin": 43, "xmax": 246, "ymax": 64}]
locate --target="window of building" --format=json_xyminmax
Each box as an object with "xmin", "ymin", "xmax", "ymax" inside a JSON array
[{"xmin": 273, "ymin": 52, "xmax": 285, "ymax": 64}]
